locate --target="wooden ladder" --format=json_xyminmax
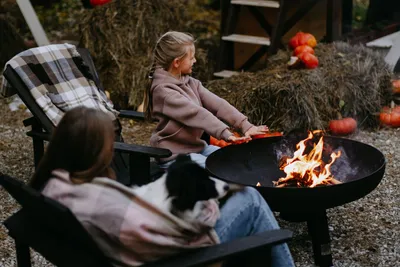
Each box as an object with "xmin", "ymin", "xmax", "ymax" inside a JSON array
[{"xmin": 214, "ymin": 0, "xmax": 345, "ymax": 78}]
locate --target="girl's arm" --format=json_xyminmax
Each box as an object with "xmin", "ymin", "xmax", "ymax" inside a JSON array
[
  {"xmin": 153, "ymin": 86, "xmax": 233, "ymax": 140},
  {"xmin": 197, "ymin": 82, "xmax": 254, "ymax": 134}
]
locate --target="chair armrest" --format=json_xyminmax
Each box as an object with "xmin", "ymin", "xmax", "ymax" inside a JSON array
[
  {"xmin": 114, "ymin": 142, "xmax": 171, "ymax": 158},
  {"xmin": 143, "ymin": 229, "xmax": 293, "ymax": 267},
  {"xmin": 23, "ymin": 117, "xmax": 38, "ymax": 127},
  {"xmin": 26, "ymin": 130, "xmax": 51, "ymax": 141},
  {"xmin": 118, "ymin": 110, "xmax": 145, "ymax": 120},
  {"xmin": 26, "ymin": 130, "xmax": 171, "ymax": 158}
]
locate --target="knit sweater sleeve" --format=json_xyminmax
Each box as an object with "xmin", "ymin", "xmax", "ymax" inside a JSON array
[
  {"xmin": 196, "ymin": 81, "xmax": 254, "ymax": 134},
  {"xmin": 153, "ymin": 86, "xmax": 233, "ymax": 140}
]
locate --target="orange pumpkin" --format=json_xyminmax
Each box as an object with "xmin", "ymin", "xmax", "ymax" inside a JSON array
[
  {"xmin": 392, "ymin": 80, "xmax": 400, "ymax": 94},
  {"xmin": 289, "ymin": 32, "xmax": 317, "ymax": 49},
  {"xmin": 293, "ymin": 45, "xmax": 315, "ymax": 56},
  {"xmin": 329, "ymin": 117, "xmax": 357, "ymax": 135},
  {"xmin": 298, "ymin": 52, "xmax": 319, "ymax": 69},
  {"xmin": 380, "ymin": 103, "xmax": 400, "ymax": 127}
]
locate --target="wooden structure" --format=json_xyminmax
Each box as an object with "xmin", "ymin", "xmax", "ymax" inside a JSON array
[{"xmin": 215, "ymin": 0, "xmax": 352, "ymax": 78}]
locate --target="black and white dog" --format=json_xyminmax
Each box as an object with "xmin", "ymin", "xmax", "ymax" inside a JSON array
[{"xmin": 132, "ymin": 154, "xmax": 230, "ymax": 228}]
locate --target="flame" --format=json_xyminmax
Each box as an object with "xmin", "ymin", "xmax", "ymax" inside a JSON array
[
  {"xmin": 274, "ymin": 131, "xmax": 341, "ymax": 188},
  {"xmin": 256, "ymin": 182, "xmax": 261, "ymax": 187}
]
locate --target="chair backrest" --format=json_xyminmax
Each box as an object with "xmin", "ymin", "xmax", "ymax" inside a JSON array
[
  {"xmin": 3, "ymin": 66, "xmax": 54, "ymax": 133},
  {"xmin": 0, "ymin": 174, "xmax": 114, "ymax": 267},
  {"xmin": 77, "ymin": 47, "xmax": 105, "ymax": 92},
  {"xmin": 2, "ymin": 47, "xmax": 105, "ymax": 134}
]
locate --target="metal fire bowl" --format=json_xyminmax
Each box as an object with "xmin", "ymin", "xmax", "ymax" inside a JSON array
[{"xmin": 206, "ymin": 135, "xmax": 386, "ymax": 213}]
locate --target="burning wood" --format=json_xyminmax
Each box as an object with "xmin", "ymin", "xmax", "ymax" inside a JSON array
[{"xmin": 274, "ymin": 131, "xmax": 342, "ymax": 188}]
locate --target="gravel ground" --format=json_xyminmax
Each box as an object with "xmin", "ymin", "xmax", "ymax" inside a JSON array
[{"xmin": 0, "ymin": 99, "xmax": 399, "ymax": 267}]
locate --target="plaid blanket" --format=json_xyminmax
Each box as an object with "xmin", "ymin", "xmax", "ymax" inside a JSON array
[
  {"xmin": 43, "ymin": 170, "xmax": 219, "ymax": 266},
  {"xmin": 1, "ymin": 44, "xmax": 118, "ymax": 126}
]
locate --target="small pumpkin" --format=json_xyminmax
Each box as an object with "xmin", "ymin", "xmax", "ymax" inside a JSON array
[
  {"xmin": 379, "ymin": 102, "xmax": 400, "ymax": 127},
  {"xmin": 289, "ymin": 32, "xmax": 317, "ymax": 49},
  {"xmin": 329, "ymin": 117, "xmax": 357, "ymax": 135},
  {"xmin": 392, "ymin": 80, "xmax": 400, "ymax": 94},
  {"xmin": 298, "ymin": 52, "xmax": 319, "ymax": 69},
  {"xmin": 293, "ymin": 45, "xmax": 315, "ymax": 56}
]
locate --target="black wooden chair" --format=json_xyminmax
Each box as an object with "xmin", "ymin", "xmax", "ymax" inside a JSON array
[
  {"xmin": 2, "ymin": 48, "xmax": 170, "ymax": 187},
  {"xmin": 0, "ymin": 174, "xmax": 293, "ymax": 267}
]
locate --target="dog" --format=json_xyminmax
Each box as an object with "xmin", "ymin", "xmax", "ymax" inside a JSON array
[{"xmin": 132, "ymin": 154, "xmax": 230, "ymax": 229}]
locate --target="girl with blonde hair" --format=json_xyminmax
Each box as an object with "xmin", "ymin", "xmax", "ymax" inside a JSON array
[{"xmin": 143, "ymin": 31, "xmax": 295, "ymax": 267}]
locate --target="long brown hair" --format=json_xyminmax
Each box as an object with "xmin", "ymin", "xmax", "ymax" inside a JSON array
[
  {"xmin": 143, "ymin": 31, "xmax": 195, "ymax": 120},
  {"xmin": 30, "ymin": 107, "xmax": 116, "ymax": 190}
]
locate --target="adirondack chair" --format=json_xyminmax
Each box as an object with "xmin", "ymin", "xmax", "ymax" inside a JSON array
[
  {"xmin": 2, "ymin": 47, "xmax": 170, "ymax": 186},
  {"xmin": 0, "ymin": 174, "xmax": 293, "ymax": 267}
]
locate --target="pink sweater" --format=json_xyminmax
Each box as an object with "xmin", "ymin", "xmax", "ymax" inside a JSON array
[
  {"xmin": 150, "ymin": 69, "xmax": 254, "ymax": 161},
  {"xmin": 42, "ymin": 170, "xmax": 220, "ymax": 266}
]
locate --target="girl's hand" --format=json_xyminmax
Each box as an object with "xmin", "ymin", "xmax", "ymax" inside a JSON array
[
  {"xmin": 228, "ymin": 135, "xmax": 251, "ymax": 143},
  {"xmin": 244, "ymin": 125, "xmax": 269, "ymax": 138}
]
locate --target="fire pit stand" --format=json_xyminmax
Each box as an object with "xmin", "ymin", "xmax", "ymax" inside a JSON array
[
  {"xmin": 206, "ymin": 135, "xmax": 386, "ymax": 267},
  {"xmin": 280, "ymin": 210, "xmax": 333, "ymax": 267}
]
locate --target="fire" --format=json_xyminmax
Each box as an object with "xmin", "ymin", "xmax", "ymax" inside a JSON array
[
  {"xmin": 256, "ymin": 182, "xmax": 261, "ymax": 187},
  {"xmin": 274, "ymin": 131, "xmax": 342, "ymax": 188}
]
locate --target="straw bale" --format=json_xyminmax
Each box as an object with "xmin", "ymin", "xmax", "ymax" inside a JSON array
[
  {"xmin": 207, "ymin": 42, "xmax": 393, "ymax": 132},
  {"xmin": 79, "ymin": 0, "xmax": 213, "ymax": 109}
]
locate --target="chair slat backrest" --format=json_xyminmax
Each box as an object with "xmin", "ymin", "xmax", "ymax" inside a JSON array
[
  {"xmin": 3, "ymin": 48, "xmax": 104, "ymax": 134},
  {"xmin": 76, "ymin": 47, "xmax": 105, "ymax": 92},
  {"xmin": 3, "ymin": 66, "xmax": 54, "ymax": 133},
  {"xmin": 0, "ymin": 175, "xmax": 114, "ymax": 267}
]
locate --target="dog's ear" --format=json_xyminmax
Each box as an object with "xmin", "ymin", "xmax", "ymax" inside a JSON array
[{"xmin": 175, "ymin": 154, "xmax": 192, "ymax": 163}]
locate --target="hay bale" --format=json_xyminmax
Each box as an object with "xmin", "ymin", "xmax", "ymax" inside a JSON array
[
  {"xmin": 207, "ymin": 42, "xmax": 392, "ymax": 132},
  {"xmin": 79, "ymin": 0, "xmax": 212, "ymax": 109}
]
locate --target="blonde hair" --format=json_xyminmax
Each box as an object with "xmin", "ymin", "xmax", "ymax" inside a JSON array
[{"xmin": 143, "ymin": 31, "xmax": 195, "ymax": 120}]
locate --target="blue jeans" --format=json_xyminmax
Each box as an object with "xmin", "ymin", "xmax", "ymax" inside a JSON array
[
  {"xmin": 160, "ymin": 145, "xmax": 295, "ymax": 266},
  {"xmin": 215, "ymin": 187, "xmax": 295, "ymax": 267}
]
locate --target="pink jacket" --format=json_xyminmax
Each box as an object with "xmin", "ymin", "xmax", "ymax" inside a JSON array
[
  {"xmin": 150, "ymin": 69, "xmax": 254, "ymax": 161},
  {"xmin": 42, "ymin": 170, "xmax": 220, "ymax": 266}
]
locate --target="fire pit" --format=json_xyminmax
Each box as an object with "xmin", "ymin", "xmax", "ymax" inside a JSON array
[{"xmin": 206, "ymin": 132, "xmax": 386, "ymax": 267}]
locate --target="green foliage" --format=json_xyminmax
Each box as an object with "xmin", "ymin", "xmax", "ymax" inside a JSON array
[
  {"xmin": 353, "ymin": 0, "xmax": 369, "ymax": 29},
  {"xmin": 35, "ymin": 0, "xmax": 85, "ymax": 40}
]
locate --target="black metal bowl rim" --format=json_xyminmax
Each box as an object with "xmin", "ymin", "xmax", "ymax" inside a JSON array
[{"xmin": 209, "ymin": 135, "xmax": 387, "ymax": 190}]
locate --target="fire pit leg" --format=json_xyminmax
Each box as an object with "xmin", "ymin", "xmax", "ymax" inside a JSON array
[{"xmin": 307, "ymin": 211, "xmax": 333, "ymax": 267}]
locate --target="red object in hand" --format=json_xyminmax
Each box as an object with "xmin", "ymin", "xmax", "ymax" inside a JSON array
[
  {"xmin": 90, "ymin": 0, "xmax": 111, "ymax": 6},
  {"xmin": 251, "ymin": 132, "xmax": 283, "ymax": 139},
  {"xmin": 210, "ymin": 132, "xmax": 282, "ymax": 147}
]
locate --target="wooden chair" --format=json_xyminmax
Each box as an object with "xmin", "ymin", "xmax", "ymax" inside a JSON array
[
  {"xmin": 0, "ymin": 174, "xmax": 293, "ymax": 267},
  {"xmin": 2, "ymin": 48, "xmax": 170, "ymax": 186}
]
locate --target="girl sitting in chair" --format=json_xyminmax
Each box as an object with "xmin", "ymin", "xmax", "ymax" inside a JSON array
[{"xmin": 31, "ymin": 107, "xmax": 294, "ymax": 267}]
